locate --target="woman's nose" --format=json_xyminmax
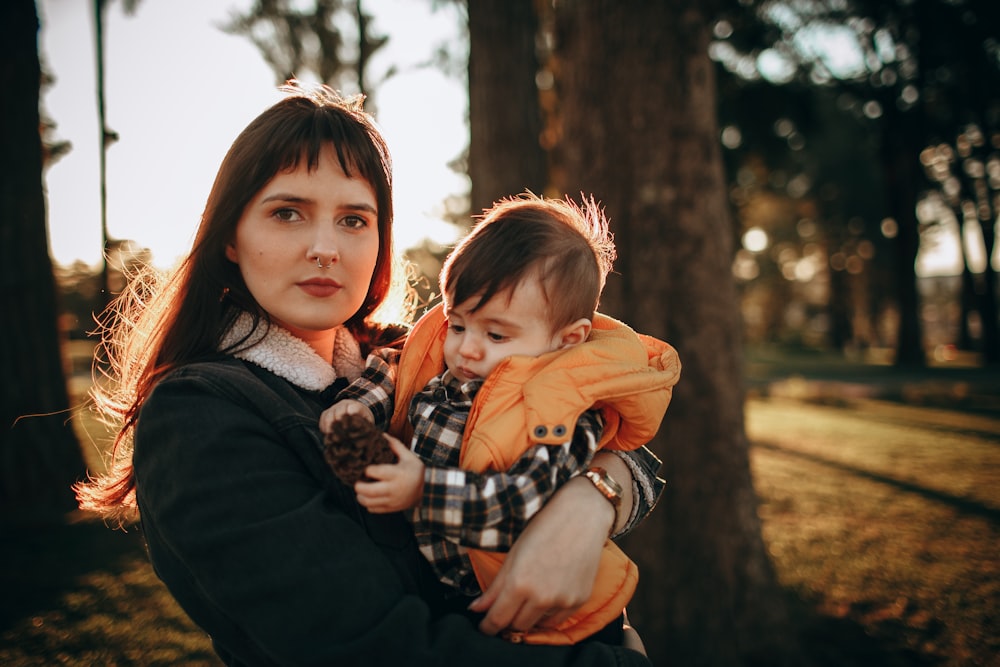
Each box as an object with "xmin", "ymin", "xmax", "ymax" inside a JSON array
[{"xmin": 308, "ymin": 227, "xmax": 340, "ymax": 268}]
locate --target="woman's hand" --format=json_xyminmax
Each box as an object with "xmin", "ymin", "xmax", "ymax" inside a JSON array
[{"xmin": 468, "ymin": 475, "xmax": 616, "ymax": 635}]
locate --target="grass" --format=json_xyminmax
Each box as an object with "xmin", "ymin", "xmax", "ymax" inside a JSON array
[
  {"xmin": 748, "ymin": 397, "xmax": 999, "ymax": 666},
  {"xmin": 2, "ymin": 354, "xmax": 998, "ymax": 665},
  {"xmin": 0, "ymin": 518, "xmax": 218, "ymax": 666}
]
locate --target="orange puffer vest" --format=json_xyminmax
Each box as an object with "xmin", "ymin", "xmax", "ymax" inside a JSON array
[{"xmin": 389, "ymin": 304, "xmax": 681, "ymax": 644}]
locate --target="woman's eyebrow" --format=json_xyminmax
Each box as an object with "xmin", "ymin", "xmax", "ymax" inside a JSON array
[
  {"xmin": 260, "ymin": 193, "xmax": 310, "ymax": 204},
  {"xmin": 343, "ymin": 202, "xmax": 378, "ymax": 214},
  {"xmin": 257, "ymin": 195, "xmax": 375, "ymax": 215}
]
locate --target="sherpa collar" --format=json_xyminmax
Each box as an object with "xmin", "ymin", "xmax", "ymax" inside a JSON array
[{"xmin": 219, "ymin": 312, "xmax": 365, "ymax": 392}]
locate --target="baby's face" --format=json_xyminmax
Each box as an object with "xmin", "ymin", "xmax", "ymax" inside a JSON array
[{"xmin": 442, "ymin": 277, "xmax": 562, "ymax": 382}]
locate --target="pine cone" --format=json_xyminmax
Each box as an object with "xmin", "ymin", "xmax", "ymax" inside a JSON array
[{"xmin": 323, "ymin": 412, "xmax": 396, "ymax": 486}]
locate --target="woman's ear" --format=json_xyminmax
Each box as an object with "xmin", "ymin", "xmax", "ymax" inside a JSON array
[
  {"xmin": 558, "ymin": 318, "xmax": 592, "ymax": 349},
  {"xmin": 225, "ymin": 243, "xmax": 238, "ymax": 263}
]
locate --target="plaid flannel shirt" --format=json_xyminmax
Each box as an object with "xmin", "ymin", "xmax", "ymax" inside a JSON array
[{"xmin": 338, "ymin": 352, "xmax": 603, "ymax": 596}]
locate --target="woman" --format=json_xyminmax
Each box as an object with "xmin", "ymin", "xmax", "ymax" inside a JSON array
[{"xmin": 76, "ymin": 82, "xmax": 661, "ymax": 666}]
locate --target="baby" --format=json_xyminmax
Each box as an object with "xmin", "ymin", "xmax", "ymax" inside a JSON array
[{"xmin": 320, "ymin": 193, "xmax": 680, "ymax": 644}]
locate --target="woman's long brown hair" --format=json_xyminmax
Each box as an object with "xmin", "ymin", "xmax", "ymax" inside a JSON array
[{"xmin": 75, "ymin": 83, "xmax": 399, "ymax": 524}]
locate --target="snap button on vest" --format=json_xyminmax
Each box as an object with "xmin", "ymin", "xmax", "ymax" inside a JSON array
[
  {"xmin": 553, "ymin": 424, "xmax": 567, "ymax": 437},
  {"xmin": 533, "ymin": 425, "xmax": 548, "ymax": 438}
]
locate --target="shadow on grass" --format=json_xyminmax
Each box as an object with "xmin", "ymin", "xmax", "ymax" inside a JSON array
[
  {"xmin": 785, "ymin": 591, "xmax": 946, "ymax": 667},
  {"xmin": 0, "ymin": 513, "xmax": 219, "ymax": 666},
  {"xmin": 0, "ymin": 514, "xmax": 144, "ymax": 632},
  {"xmin": 754, "ymin": 440, "xmax": 1000, "ymax": 524}
]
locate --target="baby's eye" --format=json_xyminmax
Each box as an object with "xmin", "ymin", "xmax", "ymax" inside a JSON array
[
  {"xmin": 487, "ymin": 332, "xmax": 508, "ymax": 342},
  {"xmin": 273, "ymin": 208, "xmax": 303, "ymax": 223},
  {"xmin": 449, "ymin": 324, "xmax": 465, "ymax": 334}
]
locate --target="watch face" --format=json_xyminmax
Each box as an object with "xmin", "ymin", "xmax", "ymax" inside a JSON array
[{"xmin": 586, "ymin": 468, "xmax": 622, "ymax": 506}]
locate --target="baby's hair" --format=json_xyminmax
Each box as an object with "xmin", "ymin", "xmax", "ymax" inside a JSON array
[{"xmin": 441, "ymin": 192, "xmax": 616, "ymax": 331}]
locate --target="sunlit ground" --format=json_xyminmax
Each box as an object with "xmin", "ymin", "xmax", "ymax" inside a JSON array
[
  {"xmin": 2, "ymin": 349, "xmax": 998, "ymax": 665},
  {"xmin": 748, "ymin": 396, "xmax": 1000, "ymax": 665}
]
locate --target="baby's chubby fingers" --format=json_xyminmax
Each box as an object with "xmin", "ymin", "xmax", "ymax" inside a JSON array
[
  {"xmin": 354, "ymin": 435, "xmax": 424, "ymax": 513},
  {"xmin": 318, "ymin": 399, "xmax": 370, "ymax": 434}
]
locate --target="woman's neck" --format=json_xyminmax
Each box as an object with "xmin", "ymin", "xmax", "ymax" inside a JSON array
[{"xmin": 284, "ymin": 326, "xmax": 338, "ymax": 365}]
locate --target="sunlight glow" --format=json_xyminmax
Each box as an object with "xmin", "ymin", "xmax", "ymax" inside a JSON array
[
  {"xmin": 757, "ymin": 48, "xmax": 797, "ymax": 84},
  {"xmin": 793, "ymin": 24, "xmax": 867, "ymax": 79},
  {"xmin": 743, "ymin": 227, "xmax": 770, "ymax": 253}
]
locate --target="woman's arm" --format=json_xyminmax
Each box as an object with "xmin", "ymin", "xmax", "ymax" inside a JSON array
[
  {"xmin": 470, "ymin": 445, "xmax": 663, "ymax": 635},
  {"xmin": 600, "ymin": 446, "xmax": 665, "ymax": 537},
  {"xmin": 468, "ymin": 475, "xmax": 612, "ymax": 634},
  {"xmin": 590, "ymin": 450, "xmax": 635, "ymax": 536}
]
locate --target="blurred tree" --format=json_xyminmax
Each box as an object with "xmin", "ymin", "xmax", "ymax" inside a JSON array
[
  {"xmin": 92, "ymin": 0, "xmax": 138, "ymax": 312},
  {"xmin": 550, "ymin": 1, "xmax": 798, "ymax": 664},
  {"xmin": 55, "ymin": 261, "xmax": 103, "ymax": 341},
  {"xmin": 0, "ymin": 0, "xmax": 86, "ymax": 513},
  {"xmin": 715, "ymin": 0, "xmax": 1000, "ymax": 366},
  {"xmin": 467, "ymin": 0, "xmax": 547, "ymax": 215},
  {"xmin": 920, "ymin": 113, "xmax": 1000, "ymax": 362},
  {"xmin": 718, "ymin": 77, "xmax": 896, "ymax": 352},
  {"xmin": 222, "ymin": 0, "xmax": 391, "ymax": 103}
]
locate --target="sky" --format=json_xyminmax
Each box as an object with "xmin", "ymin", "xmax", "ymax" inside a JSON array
[{"xmin": 39, "ymin": 0, "xmax": 468, "ymax": 269}]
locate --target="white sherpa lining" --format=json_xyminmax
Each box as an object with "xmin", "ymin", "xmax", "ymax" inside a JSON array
[{"xmin": 219, "ymin": 312, "xmax": 365, "ymax": 392}]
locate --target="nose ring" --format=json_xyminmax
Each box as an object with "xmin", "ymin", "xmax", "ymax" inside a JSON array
[{"xmin": 316, "ymin": 257, "xmax": 331, "ymax": 269}]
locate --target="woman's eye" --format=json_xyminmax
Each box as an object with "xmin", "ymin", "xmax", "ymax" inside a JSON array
[
  {"xmin": 340, "ymin": 215, "xmax": 370, "ymax": 230},
  {"xmin": 273, "ymin": 208, "xmax": 302, "ymax": 222}
]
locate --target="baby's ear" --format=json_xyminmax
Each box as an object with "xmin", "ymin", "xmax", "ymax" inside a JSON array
[{"xmin": 558, "ymin": 318, "xmax": 592, "ymax": 349}]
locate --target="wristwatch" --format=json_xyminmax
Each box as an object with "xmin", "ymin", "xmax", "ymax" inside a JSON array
[{"xmin": 583, "ymin": 466, "xmax": 623, "ymax": 535}]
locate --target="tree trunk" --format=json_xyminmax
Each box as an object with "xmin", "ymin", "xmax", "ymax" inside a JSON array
[
  {"xmin": 467, "ymin": 0, "xmax": 547, "ymax": 216},
  {"xmin": 879, "ymin": 102, "xmax": 927, "ymax": 368},
  {"xmin": 975, "ymin": 218, "xmax": 998, "ymax": 365},
  {"xmin": 0, "ymin": 0, "xmax": 86, "ymax": 514},
  {"xmin": 553, "ymin": 2, "xmax": 796, "ymax": 664},
  {"xmin": 827, "ymin": 238, "xmax": 852, "ymax": 351}
]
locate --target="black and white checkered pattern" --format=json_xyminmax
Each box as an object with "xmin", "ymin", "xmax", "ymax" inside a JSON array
[{"xmin": 337, "ymin": 354, "xmax": 603, "ymax": 596}]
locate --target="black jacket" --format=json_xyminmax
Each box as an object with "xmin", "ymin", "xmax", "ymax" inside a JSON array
[{"xmin": 134, "ymin": 356, "xmax": 657, "ymax": 666}]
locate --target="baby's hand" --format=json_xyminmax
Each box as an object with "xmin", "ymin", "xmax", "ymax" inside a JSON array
[
  {"xmin": 355, "ymin": 435, "xmax": 425, "ymax": 513},
  {"xmin": 322, "ymin": 404, "xmax": 394, "ymax": 487},
  {"xmin": 319, "ymin": 399, "xmax": 371, "ymax": 435}
]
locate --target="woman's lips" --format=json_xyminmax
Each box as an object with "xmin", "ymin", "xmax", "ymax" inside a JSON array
[{"xmin": 298, "ymin": 279, "xmax": 342, "ymax": 297}]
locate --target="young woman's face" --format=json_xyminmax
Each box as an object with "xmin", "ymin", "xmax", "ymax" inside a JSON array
[
  {"xmin": 442, "ymin": 276, "xmax": 562, "ymax": 382},
  {"xmin": 226, "ymin": 146, "xmax": 380, "ymax": 358}
]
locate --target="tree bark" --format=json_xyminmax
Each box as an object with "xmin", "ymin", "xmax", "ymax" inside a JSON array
[
  {"xmin": 552, "ymin": 2, "xmax": 797, "ymax": 664},
  {"xmin": 0, "ymin": 0, "xmax": 86, "ymax": 514},
  {"xmin": 879, "ymin": 98, "xmax": 927, "ymax": 368},
  {"xmin": 467, "ymin": 0, "xmax": 547, "ymax": 216}
]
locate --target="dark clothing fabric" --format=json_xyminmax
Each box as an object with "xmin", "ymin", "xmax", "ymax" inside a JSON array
[{"xmin": 133, "ymin": 355, "xmax": 653, "ymax": 667}]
